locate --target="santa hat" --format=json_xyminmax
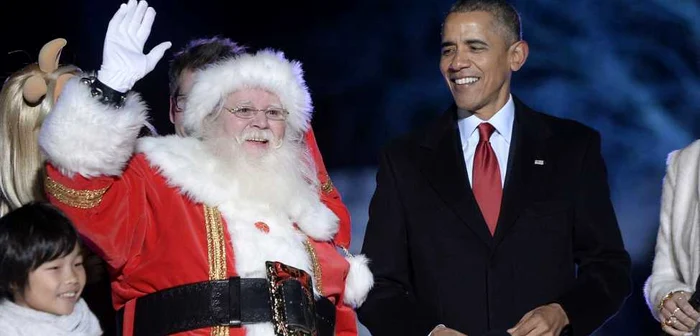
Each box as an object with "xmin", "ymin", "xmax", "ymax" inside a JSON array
[{"xmin": 184, "ymin": 49, "xmax": 313, "ymax": 139}]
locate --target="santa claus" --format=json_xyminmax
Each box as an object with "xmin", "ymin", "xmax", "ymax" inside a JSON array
[{"xmin": 37, "ymin": 1, "xmax": 373, "ymax": 335}]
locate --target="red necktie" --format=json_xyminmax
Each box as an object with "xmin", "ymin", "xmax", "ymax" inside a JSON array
[{"xmin": 472, "ymin": 123, "xmax": 502, "ymax": 235}]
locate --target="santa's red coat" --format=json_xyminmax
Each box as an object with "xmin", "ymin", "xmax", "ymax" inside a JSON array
[{"xmin": 40, "ymin": 78, "xmax": 371, "ymax": 336}]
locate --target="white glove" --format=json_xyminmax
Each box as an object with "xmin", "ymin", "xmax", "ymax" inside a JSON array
[{"xmin": 97, "ymin": 0, "xmax": 171, "ymax": 93}]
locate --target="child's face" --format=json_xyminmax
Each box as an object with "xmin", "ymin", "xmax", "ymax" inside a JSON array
[{"xmin": 13, "ymin": 245, "xmax": 86, "ymax": 315}]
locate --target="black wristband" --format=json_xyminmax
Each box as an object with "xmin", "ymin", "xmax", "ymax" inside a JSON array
[{"xmin": 80, "ymin": 76, "xmax": 127, "ymax": 108}]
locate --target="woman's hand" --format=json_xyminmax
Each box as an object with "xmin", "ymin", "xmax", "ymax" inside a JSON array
[{"xmin": 660, "ymin": 291, "xmax": 700, "ymax": 335}]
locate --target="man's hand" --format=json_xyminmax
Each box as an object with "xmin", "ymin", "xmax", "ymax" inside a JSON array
[
  {"xmin": 98, "ymin": 0, "xmax": 171, "ymax": 92},
  {"xmin": 507, "ymin": 303, "xmax": 569, "ymax": 336},
  {"xmin": 430, "ymin": 324, "xmax": 468, "ymax": 336}
]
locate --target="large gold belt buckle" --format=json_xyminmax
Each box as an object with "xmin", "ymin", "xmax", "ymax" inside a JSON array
[{"xmin": 265, "ymin": 261, "xmax": 317, "ymax": 336}]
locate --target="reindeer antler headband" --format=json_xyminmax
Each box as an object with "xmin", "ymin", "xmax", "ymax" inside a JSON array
[{"xmin": 21, "ymin": 38, "xmax": 75, "ymax": 105}]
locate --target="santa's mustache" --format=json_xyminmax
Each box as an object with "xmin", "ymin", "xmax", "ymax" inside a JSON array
[{"xmin": 235, "ymin": 129, "xmax": 282, "ymax": 148}]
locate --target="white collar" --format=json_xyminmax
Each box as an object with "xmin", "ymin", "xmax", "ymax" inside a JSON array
[{"xmin": 457, "ymin": 94, "xmax": 515, "ymax": 148}]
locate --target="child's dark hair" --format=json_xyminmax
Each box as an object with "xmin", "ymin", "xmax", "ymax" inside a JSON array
[{"xmin": 0, "ymin": 201, "xmax": 81, "ymax": 299}]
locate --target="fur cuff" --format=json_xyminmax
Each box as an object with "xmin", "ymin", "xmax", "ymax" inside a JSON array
[
  {"xmin": 38, "ymin": 77, "xmax": 148, "ymax": 177},
  {"xmin": 343, "ymin": 254, "xmax": 374, "ymax": 308},
  {"xmin": 643, "ymin": 277, "xmax": 694, "ymax": 322}
]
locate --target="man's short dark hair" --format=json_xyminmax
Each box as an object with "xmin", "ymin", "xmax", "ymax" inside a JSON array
[
  {"xmin": 168, "ymin": 36, "xmax": 247, "ymax": 95},
  {"xmin": 447, "ymin": 0, "xmax": 522, "ymax": 45},
  {"xmin": 0, "ymin": 201, "xmax": 81, "ymax": 299}
]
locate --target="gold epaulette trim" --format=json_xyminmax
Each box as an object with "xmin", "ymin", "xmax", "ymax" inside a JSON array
[
  {"xmin": 44, "ymin": 176, "xmax": 109, "ymax": 209},
  {"xmin": 320, "ymin": 174, "xmax": 334, "ymax": 195}
]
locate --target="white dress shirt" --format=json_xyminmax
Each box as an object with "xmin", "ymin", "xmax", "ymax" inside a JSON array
[{"xmin": 457, "ymin": 95, "xmax": 515, "ymax": 187}]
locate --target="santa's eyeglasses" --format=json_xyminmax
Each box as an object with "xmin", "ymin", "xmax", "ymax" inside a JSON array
[{"xmin": 223, "ymin": 106, "xmax": 288, "ymax": 121}]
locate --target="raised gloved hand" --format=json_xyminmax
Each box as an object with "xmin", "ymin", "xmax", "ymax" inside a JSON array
[{"xmin": 97, "ymin": 0, "xmax": 171, "ymax": 93}]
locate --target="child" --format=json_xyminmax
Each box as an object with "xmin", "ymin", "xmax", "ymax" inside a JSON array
[
  {"xmin": 0, "ymin": 201, "xmax": 102, "ymax": 335},
  {"xmin": 0, "ymin": 37, "xmax": 115, "ymax": 334}
]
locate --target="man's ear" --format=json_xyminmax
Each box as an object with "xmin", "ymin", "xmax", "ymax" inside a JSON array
[
  {"xmin": 509, "ymin": 40, "xmax": 529, "ymax": 72},
  {"xmin": 169, "ymin": 97, "xmax": 176, "ymax": 124}
]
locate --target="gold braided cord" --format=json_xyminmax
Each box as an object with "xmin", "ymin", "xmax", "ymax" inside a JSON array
[{"xmin": 44, "ymin": 176, "xmax": 109, "ymax": 209}]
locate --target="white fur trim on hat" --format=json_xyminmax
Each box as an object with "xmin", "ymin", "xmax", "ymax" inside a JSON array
[
  {"xmin": 343, "ymin": 254, "xmax": 374, "ymax": 308},
  {"xmin": 184, "ymin": 49, "xmax": 313, "ymax": 139}
]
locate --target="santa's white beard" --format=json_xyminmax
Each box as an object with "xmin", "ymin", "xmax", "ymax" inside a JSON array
[{"xmin": 201, "ymin": 133, "xmax": 317, "ymax": 210}]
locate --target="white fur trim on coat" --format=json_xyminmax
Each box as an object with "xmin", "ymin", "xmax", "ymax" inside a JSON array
[
  {"xmin": 184, "ymin": 49, "xmax": 312, "ymax": 140},
  {"xmin": 643, "ymin": 140, "xmax": 700, "ymax": 323},
  {"xmin": 38, "ymin": 77, "xmax": 148, "ymax": 177},
  {"xmin": 136, "ymin": 136, "xmax": 336, "ymax": 241},
  {"xmin": 292, "ymin": 197, "xmax": 339, "ymax": 242},
  {"xmin": 343, "ymin": 253, "xmax": 373, "ymax": 308}
]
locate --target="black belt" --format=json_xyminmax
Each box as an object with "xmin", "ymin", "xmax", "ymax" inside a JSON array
[{"xmin": 115, "ymin": 277, "xmax": 335, "ymax": 336}]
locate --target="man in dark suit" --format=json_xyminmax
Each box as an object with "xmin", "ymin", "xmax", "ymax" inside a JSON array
[{"xmin": 356, "ymin": 1, "xmax": 631, "ymax": 335}]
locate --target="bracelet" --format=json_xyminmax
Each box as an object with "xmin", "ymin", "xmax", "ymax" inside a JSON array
[
  {"xmin": 658, "ymin": 290, "xmax": 684, "ymax": 311},
  {"xmin": 80, "ymin": 76, "xmax": 126, "ymax": 108}
]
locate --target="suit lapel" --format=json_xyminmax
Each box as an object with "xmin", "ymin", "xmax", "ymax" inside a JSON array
[
  {"xmin": 493, "ymin": 98, "xmax": 552, "ymax": 243},
  {"xmin": 419, "ymin": 107, "xmax": 494, "ymax": 246}
]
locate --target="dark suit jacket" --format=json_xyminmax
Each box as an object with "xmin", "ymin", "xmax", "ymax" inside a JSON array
[{"xmin": 357, "ymin": 97, "xmax": 631, "ymax": 336}]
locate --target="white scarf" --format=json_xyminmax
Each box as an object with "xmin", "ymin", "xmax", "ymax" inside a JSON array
[{"xmin": 0, "ymin": 298, "xmax": 102, "ymax": 335}]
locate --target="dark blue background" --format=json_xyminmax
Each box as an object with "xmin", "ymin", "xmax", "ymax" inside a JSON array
[{"xmin": 3, "ymin": 0, "xmax": 699, "ymax": 334}]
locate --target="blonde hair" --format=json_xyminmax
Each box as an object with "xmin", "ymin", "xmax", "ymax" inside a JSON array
[{"xmin": 0, "ymin": 63, "xmax": 80, "ymax": 216}]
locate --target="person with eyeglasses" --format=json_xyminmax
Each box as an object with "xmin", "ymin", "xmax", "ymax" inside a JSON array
[
  {"xmin": 37, "ymin": 1, "xmax": 373, "ymax": 335},
  {"xmin": 167, "ymin": 36, "xmax": 354, "ymax": 267}
]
